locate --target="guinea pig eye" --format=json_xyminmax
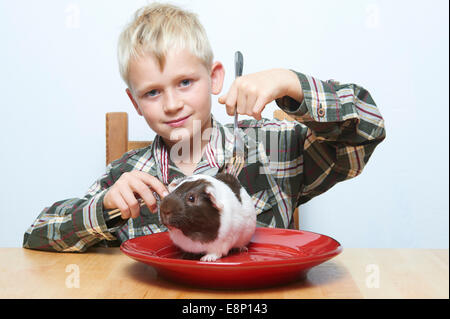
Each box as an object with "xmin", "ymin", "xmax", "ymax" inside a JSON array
[{"xmin": 187, "ymin": 195, "xmax": 195, "ymax": 203}]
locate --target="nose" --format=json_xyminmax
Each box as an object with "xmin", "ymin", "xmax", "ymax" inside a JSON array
[
  {"xmin": 159, "ymin": 205, "xmax": 172, "ymax": 225},
  {"xmin": 163, "ymin": 89, "xmax": 183, "ymax": 113},
  {"xmin": 160, "ymin": 207, "xmax": 171, "ymax": 217}
]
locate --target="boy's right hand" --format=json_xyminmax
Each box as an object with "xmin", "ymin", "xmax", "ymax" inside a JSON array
[{"xmin": 103, "ymin": 170, "xmax": 169, "ymax": 219}]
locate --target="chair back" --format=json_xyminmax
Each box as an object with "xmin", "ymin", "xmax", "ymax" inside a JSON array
[{"xmin": 106, "ymin": 112, "xmax": 152, "ymax": 165}]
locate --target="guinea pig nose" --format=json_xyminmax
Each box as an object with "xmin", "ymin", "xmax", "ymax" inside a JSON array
[{"xmin": 160, "ymin": 208, "xmax": 171, "ymax": 216}]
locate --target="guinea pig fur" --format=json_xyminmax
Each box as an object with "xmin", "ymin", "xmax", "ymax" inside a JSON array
[{"xmin": 159, "ymin": 173, "xmax": 257, "ymax": 262}]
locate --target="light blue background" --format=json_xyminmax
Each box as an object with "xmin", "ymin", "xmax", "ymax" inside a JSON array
[{"xmin": 0, "ymin": 0, "xmax": 448, "ymax": 248}]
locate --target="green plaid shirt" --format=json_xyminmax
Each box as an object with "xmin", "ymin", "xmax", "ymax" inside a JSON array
[{"xmin": 23, "ymin": 71, "xmax": 385, "ymax": 252}]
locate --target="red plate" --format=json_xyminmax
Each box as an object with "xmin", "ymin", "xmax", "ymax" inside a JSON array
[{"xmin": 120, "ymin": 227, "xmax": 342, "ymax": 289}]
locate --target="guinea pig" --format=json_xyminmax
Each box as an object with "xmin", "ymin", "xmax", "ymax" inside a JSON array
[{"xmin": 159, "ymin": 173, "xmax": 257, "ymax": 262}]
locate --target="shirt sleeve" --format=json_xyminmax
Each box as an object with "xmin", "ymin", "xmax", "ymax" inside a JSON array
[
  {"xmin": 22, "ymin": 156, "xmax": 128, "ymax": 253},
  {"xmin": 276, "ymin": 71, "xmax": 386, "ymax": 205}
]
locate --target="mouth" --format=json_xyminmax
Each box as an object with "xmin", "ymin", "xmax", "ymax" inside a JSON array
[
  {"xmin": 165, "ymin": 115, "xmax": 191, "ymax": 128},
  {"xmin": 160, "ymin": 212, "xmax": 174, "ymax": 230},
  {"xmin": 162, "ymin": 218, "xmax": 175, "ymax": 231}
]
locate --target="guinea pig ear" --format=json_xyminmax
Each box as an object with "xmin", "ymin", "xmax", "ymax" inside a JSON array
[
  {"xmin": 205, "ymin": 186, "xmax": 224, "ymax": 212},
  {"xmin": 168, "ymin": 177, "xmax": 185, "ymax": 192}
]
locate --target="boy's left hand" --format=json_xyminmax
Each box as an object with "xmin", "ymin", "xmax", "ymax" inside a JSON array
[{"xmin": 218, "ymin": 68, "xmax": 303, "ymax": 120}]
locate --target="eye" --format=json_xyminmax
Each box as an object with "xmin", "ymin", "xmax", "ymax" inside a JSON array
[
  {"xmin": 187, "ymin": 194, "xmax": 195, "ymax": 203},
  {"xmin": 180, "ymin": 79, "xmax": 191, "ymax": 87},
  {"xmin": 144, "ymin": 89, "xmax": 159, "ymax": 98}
]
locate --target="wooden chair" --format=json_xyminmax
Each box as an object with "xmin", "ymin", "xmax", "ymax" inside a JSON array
[
  {"xmin": 105, "ymin": 112, "xmax": 152, "ymax": 165},
  {"xmin": 106, "ymin": 111, "xmax": 300, "ymax": 229}
]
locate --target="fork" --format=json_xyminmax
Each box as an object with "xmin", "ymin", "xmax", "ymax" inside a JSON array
[{"xmin": 226, "ymin": 51, "xmax": 245, "ymax": 177}]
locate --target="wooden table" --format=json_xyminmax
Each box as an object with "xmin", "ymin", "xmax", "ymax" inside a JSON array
[{"xmin": 0, "ymin": 248, "xmax": 447, "ymax": 299}]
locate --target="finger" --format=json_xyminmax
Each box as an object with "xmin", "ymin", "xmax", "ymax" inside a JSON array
[
  {"xmin": 252, "ymin": 95, "xmax": 269, "ymax": 121},
  {"xmin": 218, "ymin": 95, "xmax": 226, "ymax": 104},
  {"xmin": 114, "ymin": 193, "xmax": 131, "ymax": 220},
  {"xmin": 120, "ymin": 187, "xmax": 141, "ymax": 219},
  {"xmin": 236, "ymin": 87, "xmax": 247, "ymax": 115},
  {"xmin": 131, "ymin": 170, "xmax": 169, "ymax": 198},
  {"xmin": 224, "ymin": 82, "xmax": 238, "ymax": 116},
  {"xmin": 129, "ymin": 178, "xmax": 157, "ymax": 212},
  {"xmin": 246, "ymin": 93, "xmax": 258, "ymax": 117}
]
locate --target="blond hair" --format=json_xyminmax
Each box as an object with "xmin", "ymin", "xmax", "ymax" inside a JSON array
[{"xmin": 118, "ymin": 2, "xmax": 214, "ymax": 88}]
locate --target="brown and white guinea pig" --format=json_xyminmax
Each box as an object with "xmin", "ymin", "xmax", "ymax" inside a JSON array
[{"xmin": 159, "ymin": 173, "xmax": 257, "ymax": 262}]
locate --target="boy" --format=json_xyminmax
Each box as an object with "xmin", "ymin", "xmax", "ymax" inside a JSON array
[{"xmin": 23, "ymin": 3, "xmax": 385, "ymax": 252}]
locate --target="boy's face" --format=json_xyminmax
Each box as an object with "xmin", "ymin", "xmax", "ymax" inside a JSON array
[{"xmin": 126, "ymin": 49, "xmax": 224, "ymax": 148}]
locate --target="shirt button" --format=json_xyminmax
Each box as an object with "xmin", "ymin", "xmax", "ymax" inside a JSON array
[{"xmin": 318, "ymin": 106, "xmax": 325, "ymax": 117}]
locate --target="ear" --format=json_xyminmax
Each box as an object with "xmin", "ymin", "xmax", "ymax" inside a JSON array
[
  {"xmin": 126, "ymin": 88, "xmax": 143, "ymax": 116},
  {"xmin": 205, "ymin": 186, "xmax": 224, "ymax": 212},
  {"xmin": 210, "ymin": 61, "xmax": 225, "ymax": 95},
  {"xmin": 168, "ymin": 177, "xmax": 185, "ymax": 192}
]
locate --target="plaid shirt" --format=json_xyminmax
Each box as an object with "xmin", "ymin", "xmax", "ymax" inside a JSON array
[{"xmin": 23, "ymin": 71, "xmax": 385, "ymax": 252}]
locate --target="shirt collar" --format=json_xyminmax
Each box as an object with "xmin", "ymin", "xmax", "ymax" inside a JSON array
[{"xmin": 150, "ymin": 114, "xmax": 234, "ymax": 183}]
